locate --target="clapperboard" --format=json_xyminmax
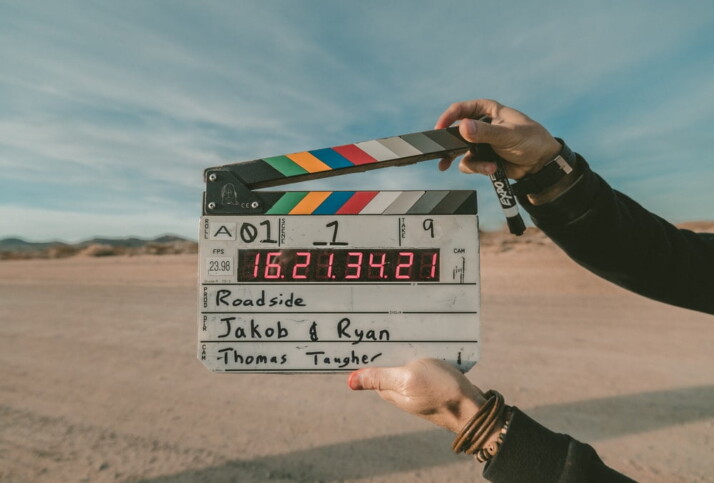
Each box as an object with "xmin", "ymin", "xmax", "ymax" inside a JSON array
[{"xmin": 198, "ymin": 127, "xmax": 481, "ymax": 373}]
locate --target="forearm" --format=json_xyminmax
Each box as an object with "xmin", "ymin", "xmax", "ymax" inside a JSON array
[
  {"xmin": 517, "ymin": 150, "xmax": 714, "ymax": 314},
  {"xmin": 483, "ymin": 408, "xmax": 634, "ymax": 482}
]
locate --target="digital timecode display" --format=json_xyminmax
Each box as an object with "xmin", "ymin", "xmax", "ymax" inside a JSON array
[{"xmin": 238, "ymin": 248, "xmax": 440, "ymax": 282}]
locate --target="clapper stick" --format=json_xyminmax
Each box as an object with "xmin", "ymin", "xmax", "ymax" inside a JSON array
[{"xmin": 202, "ymin": 127, "xmax": 525, "ymax": 235}]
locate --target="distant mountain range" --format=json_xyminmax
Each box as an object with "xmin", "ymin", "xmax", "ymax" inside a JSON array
[
  {"xmin": 0, "ymin": 235, "xmax": 193, "ymax": 252},
  {"xmin": 0, "ymin": 235, "xmax": 198, "ymax": 260}
]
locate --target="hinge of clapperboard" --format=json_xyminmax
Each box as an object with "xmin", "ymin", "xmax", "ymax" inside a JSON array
[{"xmin": 202, "ymin": 125, "xmax": 525, "ymax": 235}]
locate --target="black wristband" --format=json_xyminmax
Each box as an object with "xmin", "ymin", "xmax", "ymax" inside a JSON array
[{"xmin": 512, "ymin": 140, "xmax": 577, "ymax": 196}]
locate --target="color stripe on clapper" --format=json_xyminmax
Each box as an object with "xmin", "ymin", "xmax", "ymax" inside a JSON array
[
  {"xmin": 233, "ymin": 128, "xmax": 470, "ymax": 189},
  {"xmin": 262, "ymin": 190, "xmax": 476, "ymax": 215}
]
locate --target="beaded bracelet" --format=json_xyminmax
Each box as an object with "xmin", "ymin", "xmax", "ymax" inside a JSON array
[{"xmin": 476, "ymin": 407, "xmax": 512, "ymax": 463}]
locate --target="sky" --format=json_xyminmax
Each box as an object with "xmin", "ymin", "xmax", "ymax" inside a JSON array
[{"xmin": 1, "ymin": 0, "xmax": 713, "ymax": 242}]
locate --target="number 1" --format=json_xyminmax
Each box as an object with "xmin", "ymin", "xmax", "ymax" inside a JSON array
[
  {"xmin": 314, "ymin": 221, "xmax": 348, "ymax": 246},
  {"xmin": 260, "ymin": 220, "xmax": 277, "ymax": 244}
]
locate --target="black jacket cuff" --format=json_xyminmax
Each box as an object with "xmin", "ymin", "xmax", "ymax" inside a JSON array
[{"xmin": 517, "ymin": 155, "xmax": 602, "ymax": 228}]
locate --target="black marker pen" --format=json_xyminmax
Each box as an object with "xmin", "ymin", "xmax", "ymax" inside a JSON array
[{"xmin": 470, "ymin": 117, "xmax": 526, "ymax": 236}]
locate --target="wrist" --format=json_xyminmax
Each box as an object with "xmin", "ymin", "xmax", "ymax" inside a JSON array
[
  {"xmin": 525, "ymin": 137, "xmax": 563, "ymax": 176},
  {"xmin": 512, "ymin": 139, "xmax": 579, "ymax": 202},
  {"xmin": 450, "ymin": 392, "xmax": 486, "ymax": 433}
]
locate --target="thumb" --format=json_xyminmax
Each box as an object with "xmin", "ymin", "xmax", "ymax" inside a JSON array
[
  {"xmin": 348, "ymin": 367, "xmax": 402, "ymax": 391},
  {"xmin": 459, "ymin": 118, "xmax": 506, "ymax": 146}
]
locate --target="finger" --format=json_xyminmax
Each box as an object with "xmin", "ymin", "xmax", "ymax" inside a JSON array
[
  {"xmin": 448, "ymin": 151, "xmax": 489, "ymax": 174},
  {"xmin": 458, "ymin": 118, "xmax": 507, "ymax": 145},
  {"xmin": 348, "ymin": 366, "xmax": 403, "ymax": 391},
  {"xmin": 347, "ymin": 370, "xmax": 363, "ymax": 390},
  {"xmin": 437, "ymin": 155, "xmax": 455, "ymax": 171},
  {"xmin": 435, "ymin": 99, "xmax": 493, "ymax": 128},
  {"xmin": 434, "ymin": 99, "xmax": 501, "ymax": 129},
  {"xmin": 459, "ymin": 159, "xmax": 496, "ymax": 175},
  {"xmin": 457, "ymin": 151, "xmax": 494, "ymax": 173}
]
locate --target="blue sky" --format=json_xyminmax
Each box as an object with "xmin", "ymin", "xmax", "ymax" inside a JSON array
[{"xmin": 1, "ymin": 0, "xmax": 713, "ymax": 242}]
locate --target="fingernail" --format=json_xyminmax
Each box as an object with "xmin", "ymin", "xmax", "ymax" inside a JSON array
[{"xmin": 348, "ymin": 371, "xmax": 363, "ymax": 390}]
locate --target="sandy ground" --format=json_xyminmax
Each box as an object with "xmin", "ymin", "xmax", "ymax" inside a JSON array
[{"xmin": 0, "ymin": 241, "xmax": 712, "ymax": 482}]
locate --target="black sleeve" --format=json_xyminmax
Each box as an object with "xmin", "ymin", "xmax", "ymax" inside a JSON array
[
  {"xmin": 483, "ymin": 408, "xmax": 634, "ymax": 483},
  {"xmin": 517, "ymin": 153, "xmax": 714, "ymax": 315}
]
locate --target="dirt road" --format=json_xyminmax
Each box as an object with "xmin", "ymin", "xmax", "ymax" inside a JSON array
[{"xmin": 1, "ymin": 243, "xmax": 712, "ymax": 482}]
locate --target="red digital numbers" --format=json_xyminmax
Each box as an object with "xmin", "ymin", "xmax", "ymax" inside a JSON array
[
  {"xmin": 345, "ymin": 252, "xmax": 363, "ymax": 279},
  {"xmin": 239, "ymin": 249, "xmax": 439, "ymax": 282},
  {"xmin": 421, "ymin": 252, "xmax": 438, "ymax": 279},
  {"xmin": 395, "ymin": 252, "xmax": 414, "ymax": 279},
  {"xmin": 251, "ymin": 252, "xmax": 260, "ymax": 279},
  {"xmin": 367, "ymin": 252, "xmax": 386, "ymax": 280},
  {"xmin": 292, "ymin": 251, "xmax": 311, "ymax": 279},
  {"xmin": 316, "ymin": 252, "xmax": 335, "ymax": 280},
  {"xmin": 264, "ymin": 252, "xmax": 282, "ymax": 279}
]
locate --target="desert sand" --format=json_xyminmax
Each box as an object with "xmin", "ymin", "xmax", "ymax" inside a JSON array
[{"xmin": 1, "ymin": 235, "xmax": 712, "ymax": 482}]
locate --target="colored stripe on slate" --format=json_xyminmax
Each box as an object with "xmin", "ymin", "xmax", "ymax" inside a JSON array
[
  {"xmin": 287, "ymin": 152, "xmax": 331, "ymax": 173},
  {"xmin": 383, "ymin": 191, "xmax": 426, "ymax": 214},
  {"xmin": 400, "ymin": 132, "xmax": 446, "ymax": 155},
  {"xmin": 313, "ymin": 191, "xmax": 355, "ymax": 214},
  {"xmin": 263, "ymin": 155, "xmax": 308, "ymax": 177},
  {"xmin": 336, "ymin": 191, "xmax": 379, "ymax": 214},
  {"xmin": 266, "ymin": 192, "xmax": 308, "ymax": 214},
  {"xmin": 407, "ymin": 191, "xmax": 450, "ymax": 214},
  {"xmin": 423, "ymin": 129, "xmax": 468, "ymax": 150},
  {"xmin": 290, "ymin": 191, "xmax": 331, "ymax": 214},
  {"xmin": 309, "ymin": 148, "xmax": 354, "ymax": 169},
  {"xmin": 360, "ymin": 192, "xmax": 403, "ymax": 214},
  {"xmin": 355, "ymin": 140, "xmax": 399, "ymax": 161},
  {"xmin": 378, "ymin": 137, "xmax": 422, "ymax": 157},
  {"xmin": 431, "ymin": 191, "xmax": 476, "ymax": 214},
  {"xmin": 333, "ymin": 144, "xmax": 377, "ymax": 165}
]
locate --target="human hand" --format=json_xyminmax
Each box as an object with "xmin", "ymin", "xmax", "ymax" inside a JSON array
[
  {"xmin": 348, "ymin": 358, "xmax": 485, "ymax": 433},
  {"xmin": 435, "ymin": 99, "xmax": 562, "ymax": 179}
]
